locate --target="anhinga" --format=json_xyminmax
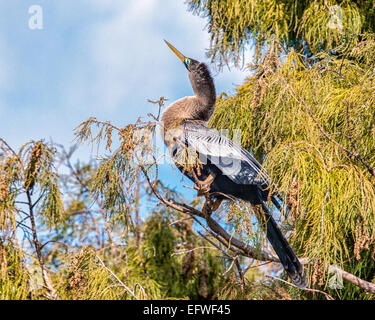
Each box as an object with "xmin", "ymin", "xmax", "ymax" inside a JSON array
[{"xmin": 161, "ymin": 40, "xmax": 306, "ymax": 288}]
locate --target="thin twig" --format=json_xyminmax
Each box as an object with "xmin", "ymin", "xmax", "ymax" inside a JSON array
[
  {"xmin": 265, "ymin": 275, "xmax": 334, "ymax": 300},
  {"xmin": 96, "ymin": 254, "xmax": 138, "ymax": 300},
  {"xmin": 171, "ymin": 246, "xmax": 217, "ymax": 256}
]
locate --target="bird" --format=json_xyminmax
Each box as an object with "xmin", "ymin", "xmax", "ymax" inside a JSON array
[{"xmin": 161, "ymin": 40, "xmax": 306, "ymax": 288}]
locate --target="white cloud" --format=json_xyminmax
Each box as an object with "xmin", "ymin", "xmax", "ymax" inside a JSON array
[
  {"xmin": 0, "ymin": 0, "xmax": 254, "ymax": 150},
  {"xmin": 86, "ymin": 0, "xmax": 162, "ymax": 111},
  {"xmin": 69, "ymin": 0, "xmax": 253, "ymax": 115}
]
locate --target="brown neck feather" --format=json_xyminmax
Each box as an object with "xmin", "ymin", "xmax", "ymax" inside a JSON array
[{"xmin": 161, "ymin": 62, "xmax": 216, "ymax": 135}]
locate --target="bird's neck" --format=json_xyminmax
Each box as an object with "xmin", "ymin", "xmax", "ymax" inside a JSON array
[
  {"xmin": 189, "ymin": 71, "xmax": 216, "ymax": 108},
  {"xmin": 161, "ymin": 96, "xmax": 212, "ymax": 134},
  {"xmin": 161, "ymin": 66, "xmax": 216, "ymax": 135}
]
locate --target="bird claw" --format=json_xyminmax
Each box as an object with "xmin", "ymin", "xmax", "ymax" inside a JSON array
[
  {"xmin": 193, "ymin": 173, "xmax": 215, "ymax": 197},
  {"xmin": 193, "ymin": 173, "xmax": 222, "ymax": 216}
]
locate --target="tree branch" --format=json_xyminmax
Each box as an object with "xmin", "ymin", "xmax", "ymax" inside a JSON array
[
  {"xmin": 336, "ymin": 267, "xmax": 375, "ymax": 294},
  {"xmin": 96, "ymin": 254, "xmax": 139, "ymax": 299},
  {"xmin": 140, "ymin": 163, "xmax": 279, "ymax": 262},
  {"xmin": 26, "ymin": 189, "xmax": 59, "ymax": 300},
  {"xmin": 142, "ymin": 159, "xmax": 375, "ymax": 295}
]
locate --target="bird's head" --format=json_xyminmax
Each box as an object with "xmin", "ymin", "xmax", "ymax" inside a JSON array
[
  {"xmin": 164, "ymin": 39, "xmax": 215, "ymax": 106},
  {"xmin": 164, "ymin": 39, "xmax": 201, "ymax": 72}
]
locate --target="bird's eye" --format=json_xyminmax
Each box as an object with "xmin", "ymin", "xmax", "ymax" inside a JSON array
[{"xmin": 185, "ymin": 58, "xmax": 191, "ymax": 65}]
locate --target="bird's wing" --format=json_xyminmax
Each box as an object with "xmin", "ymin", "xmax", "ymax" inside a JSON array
[{"xmin": 174, "ymin": 121, "xmax": 269, "ymax": 186}]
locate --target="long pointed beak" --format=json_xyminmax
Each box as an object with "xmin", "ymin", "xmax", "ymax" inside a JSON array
[{"xmin": 164, "ymin": 40, "xmax": 185, "ymax": 62}]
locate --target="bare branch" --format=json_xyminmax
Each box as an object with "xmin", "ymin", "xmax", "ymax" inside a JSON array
[
  {"xmin": 337, "ymin": 267, "xmax": 375, "ymax": 294},
  {"xmin": 96, "ymin": 254, "xmax": 138, "ymax": 300},
  {"xmin": 266, "ymin": 275, "xmax": 334, "ymax": 300}
]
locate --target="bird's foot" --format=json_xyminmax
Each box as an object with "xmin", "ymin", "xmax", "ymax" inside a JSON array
[
  {"xmin": 202, "ymin": 197, "xmax": 223, "ymax": 216},
  {"xmin": 193, "ymin": 173, "xmax": 215, "ymax": 197}
]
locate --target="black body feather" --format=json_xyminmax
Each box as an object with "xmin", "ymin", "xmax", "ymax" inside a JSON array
[{"xmin": 168, "ymin": 120, "xmax": 306, "ymax": 288}]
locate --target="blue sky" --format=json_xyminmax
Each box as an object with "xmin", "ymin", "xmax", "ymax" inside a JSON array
[{"xmin": 0, "ymin": 0, "xmax": 253, "ymax": 207}]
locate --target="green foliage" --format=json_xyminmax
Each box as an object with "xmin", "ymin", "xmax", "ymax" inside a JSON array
[
  {"xmin": 141, "ymin": 210, "xmax": 226, "ymax": 299},
  {"xmin": 58, "ymin": 247, "xmax": 140, "ymax": 300},
  {"xmin": 0, "ymin": 140, "xmax": 64, "ymax": 231},
  {"xmin": 0, "ymin": 242, "xmax": 29, "ymax": 299},
  {"xmin": 185, "ymin": 0, "xmax": 375, "ymax": 300},
  {"xmin": 0, "ymin": 135, "xmax": 237, "ymax": 300},
  {"xmin": 187, "ymin": 0, "xmax": 375, "ymax": 67},
  {"xmin": 209, "ymin": 38, "xmax": 375, "ymax": 299}
]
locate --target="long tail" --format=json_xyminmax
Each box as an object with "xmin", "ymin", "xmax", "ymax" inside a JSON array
[{"xmin": 256, "ymin": 198, "xmax": 306, "ymax": 288}]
